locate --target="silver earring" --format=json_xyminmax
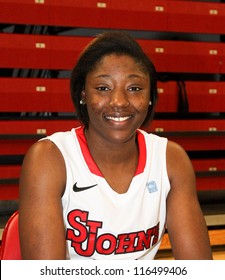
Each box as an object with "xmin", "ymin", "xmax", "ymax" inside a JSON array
[
  {"xmin": 80, "ymin": 100, "xmax": 85, "ymax": 105},
  {"xmin": 149, "ymin": 101, "xmax": 152, "ymax": 106}
]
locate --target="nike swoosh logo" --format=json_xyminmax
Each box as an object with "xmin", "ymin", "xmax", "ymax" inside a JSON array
[{"xmin": 73, "ymin": 182, "xmax": 97, "ymax": 192}]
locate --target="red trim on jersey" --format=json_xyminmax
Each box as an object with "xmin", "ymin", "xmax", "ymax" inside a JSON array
[
  {"xmin": 75, "ymin": 126, "xmax": 146, "ymax": 177},
  {"xmin": 135, "ymin": 130, "xmax": 147, "ymax": 176},
  {"xmin": 75, "ymin": 126, "xmax": 102, "ymax": 176}
]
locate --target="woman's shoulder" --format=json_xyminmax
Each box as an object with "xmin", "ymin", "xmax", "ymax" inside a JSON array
[
  {"xmin": 23, "ymin": 138, "xmax": 64, "ymax": 168},
  {"xmin": 20, "ymin": 138, "xmax": 66, "ymax": 195},
  {"xmin": 138, "ymin": 129, "xmax": 168, "ymax": 147},
  {"xmin": 166, "ymin": 140, "xmax": 195, "ymax": 188}
]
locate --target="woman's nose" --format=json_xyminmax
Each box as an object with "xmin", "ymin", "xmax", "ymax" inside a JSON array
[{"xmin": 109, "ymin": 88, "xmax": 130, "ymax": 108}]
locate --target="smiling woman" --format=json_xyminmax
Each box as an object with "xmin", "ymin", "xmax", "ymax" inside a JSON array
[
  {"xmin": 82, "ymin": 54, "xmax": 150, "ymax": 147},
  {"xmin": 70, "ymin": 32, "xmax": 158, "ymax": 128},
  {"xmin": 18, "ymin": 31, "xmax": 212, "ymax": 260}
]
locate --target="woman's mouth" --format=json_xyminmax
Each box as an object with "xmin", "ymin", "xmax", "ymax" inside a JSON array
[{"xmin": 105, "ymin": 116, "xmax": 132, "ymax": 122}]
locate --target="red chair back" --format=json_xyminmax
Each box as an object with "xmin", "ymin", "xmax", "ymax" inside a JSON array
[{"xmin": 0, "ymin": 211, "xmax": 22, "ymax": 260}]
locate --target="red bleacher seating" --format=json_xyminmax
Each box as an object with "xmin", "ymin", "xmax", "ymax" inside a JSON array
[
  {"xmin": 140, "ymin": 40, "xmax": 224, "ymax": 74},
  {"xmin": 156, "ymin": 81, "xmax": 225, "ymax": 113},
  {"xmin": 167, "ymin": 1, "xmax": 225, "ymax": 34},
  {"xmin": 146, "ymin": 119, "xmax": 225, "ymax": 151},
  {"xmin": 0, "ymin": 0, "xmax": 224, "ymax": 34},
  {"xmin": 185, "ymin": 82, "xmax": 225, "ymax": 113},
  {"xmin": 0, "ymin": 34, "xmax": 91, "ymax": 70},
  {"xmin": 1, "ymin": 34, "xmax": 225, "ymax": 74},
  {"xmin": 0, "ymin": 119, "xmax": 80, "ymax": 200},
  {"xmin": 0, "ymin": 120, "xmax": 80, "ymax": 156},
  {"xmin": 0, "ymin": 78, "xmax": 73, "ymax": 112},
  {"xmin": 0, "ymin": 166, "xmax": 20, "ymax": 200},
  {"xmin": 193, "ymin": 158, "xmax": 225, "ymax": 172}
]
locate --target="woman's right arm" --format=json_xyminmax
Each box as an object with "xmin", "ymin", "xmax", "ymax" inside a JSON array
[{"xmin": 19, "ymin": 140, "xmax": 67, "ymax": 259}]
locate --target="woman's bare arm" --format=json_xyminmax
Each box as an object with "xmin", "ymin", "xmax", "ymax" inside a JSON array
[
  {"xmin": 166, "ymin": 141, "xmax": 212, "ymax": 260},
  {"xmin": 19, "ymin": 140, "xmax": 67, "ymax": 259}
]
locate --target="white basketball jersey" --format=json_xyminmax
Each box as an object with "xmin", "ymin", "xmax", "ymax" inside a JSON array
[{"xmin": 45, "ymin": 126, "xmax": 170, "ymax": 260}]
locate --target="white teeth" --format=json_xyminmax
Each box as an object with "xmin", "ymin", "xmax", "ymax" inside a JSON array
[{"xmin": 106, "ymin": 116, "xmax": 130, "ymax": 122}]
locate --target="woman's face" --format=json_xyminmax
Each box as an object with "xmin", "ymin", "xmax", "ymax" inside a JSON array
[{"xmin": 82, "ymin": 54, "xmax": 151, "ymax": 144}]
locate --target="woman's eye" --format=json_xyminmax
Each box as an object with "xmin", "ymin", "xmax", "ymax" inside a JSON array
[
  {"xmin": 128, "ymin": 86, "xmax": 142, "ymax": 92},
  {"xmin": 96, "ymin": 86, "xmax": 110, "ymax": 91}
]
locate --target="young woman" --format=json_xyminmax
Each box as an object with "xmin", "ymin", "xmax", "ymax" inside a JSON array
[{"xmin": 19, "ymin": 31, "xmax": 212, "ymax": 260}]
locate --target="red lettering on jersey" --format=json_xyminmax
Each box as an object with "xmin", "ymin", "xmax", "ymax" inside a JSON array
[
  {"xmin": 96, "ymin": 234, "xmax": 117, "ymax": 255},
  {"xmin": 66, "ymin": 209, "xmax": 88, "ymax": 242},
  {"xmin": 116, "ymin": 233, "xmax": 137, "ymax": 253},
  {"xmin": 66, "ymin": 209, "xmax": 103, "ymax": 257},
  {"xmin": 135, "ymin": 223, "xmax": 159, "ymax": 251},
  {"xmin": 66, "ymin": 209, "xmax": 160, "ymax": 257}
]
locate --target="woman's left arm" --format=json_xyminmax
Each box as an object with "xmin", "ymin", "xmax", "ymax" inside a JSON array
[{"xmin": 166, "ymin": 141, "xmax": 213, "ymax": 260}]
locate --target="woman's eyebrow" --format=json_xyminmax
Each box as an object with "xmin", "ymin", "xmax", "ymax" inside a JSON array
[
  {"xmin": 93, "ymin": 74, "xmax": 111, "ymax": 79},
  {"xmin": 93, "ymin": 74, "xmax": 147, "ymax": 79},
  {"xmin": 127, "ymin": 74, "xmax": 147, "ymax": 79}
]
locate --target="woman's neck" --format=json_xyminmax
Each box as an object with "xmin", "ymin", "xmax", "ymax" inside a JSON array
[
  {"xmin": 85, "ymin": 127, "xmax": 138, "ymax": 164},
  {"xmin": 85, "ymin": 128, "xmax": 139, "ymax": 193}
]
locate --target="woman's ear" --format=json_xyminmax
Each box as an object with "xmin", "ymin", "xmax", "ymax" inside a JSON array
[{"xmin": 80, "ymin": 90, "xmax": 86, "ymax": 105}]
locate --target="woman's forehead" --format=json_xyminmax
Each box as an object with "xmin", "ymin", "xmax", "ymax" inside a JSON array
[{"xmin": 90, "ymin": 54, "xmax": 149, "ymax": 76}]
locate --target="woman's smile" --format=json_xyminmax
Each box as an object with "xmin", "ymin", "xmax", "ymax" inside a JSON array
[{"xmin": 105, "ymin": 115, "xmax": 132, "ymax": 122}]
